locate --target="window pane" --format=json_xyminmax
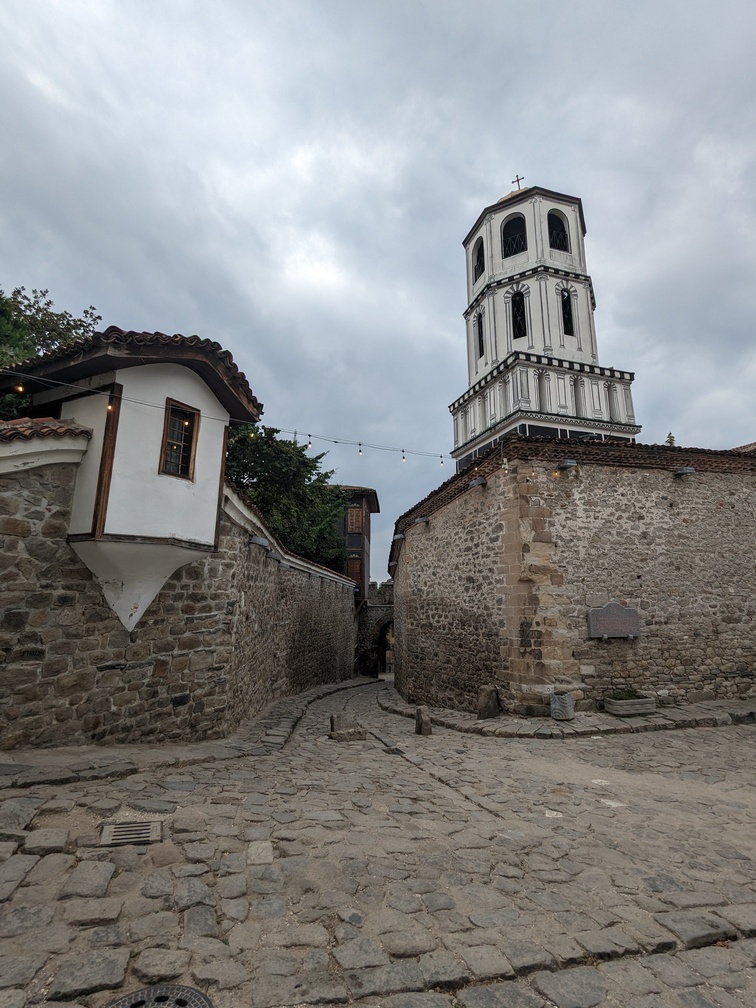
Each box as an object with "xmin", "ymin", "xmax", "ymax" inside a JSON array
[{"xmin": 162, "ymin": 406, "xmax": 197, "ymax": 477}]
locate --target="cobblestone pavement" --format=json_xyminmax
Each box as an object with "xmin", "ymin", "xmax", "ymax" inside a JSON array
[{"xmin": 0, "ymin": 680, "xmax": 754, "ymax": 1008}]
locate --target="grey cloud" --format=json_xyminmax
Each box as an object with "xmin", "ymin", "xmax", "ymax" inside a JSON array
[{"xmin": 1, "ymin": 0, "xmax": 755, "ymax": 577}]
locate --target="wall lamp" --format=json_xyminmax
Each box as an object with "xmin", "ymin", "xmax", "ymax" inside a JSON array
[
  {"xmin": 392, "ymin": 533, "xmax": 406, "ymax": 542},
  {"xmin": 388, "ymin": 561, "xmax": 397, "ymax": 569},
  {"xmin": 469, "ymin": 476, "xmax": 487, "ymax": 488},
  {"xmin": 414, "ymin": 516, "xmax": 430, "ymax": 525},
  {"xmin": 249, "ymin": 535, "xmax": 269, "ymax": 547},
  {"xmin": 673, "ymin": 467, "xmax": 696, "ymax": 478},
  {"xmin": 557, "ymin": 459, "xmax": 578, "ymax": 470}
]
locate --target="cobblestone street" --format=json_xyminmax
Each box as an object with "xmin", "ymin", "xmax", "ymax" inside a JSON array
[{"xmin": 1, "ymin": 679, "xmax": 754, "ymax": 1008}]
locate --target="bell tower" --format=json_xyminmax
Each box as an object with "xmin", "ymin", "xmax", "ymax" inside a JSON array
[{"xmin": 449, "ymin": 185, "xmax": 640, "ymax": 468}]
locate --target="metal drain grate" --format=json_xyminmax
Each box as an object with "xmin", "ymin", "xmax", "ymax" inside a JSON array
[
  {"xmin": 106, "ymin": 984, "xmax": 214, "ymax": 1008},
  {"xmin": 100, "ymin": 820, "xmax": 163, "ymax": 847}
]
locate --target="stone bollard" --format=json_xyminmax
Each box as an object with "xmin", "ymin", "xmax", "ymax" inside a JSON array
[
  {"xmin": 477, "ymin": 685, "xmax": 501, "ymax": 720},
  {"xmin": 415, "ymin": 706, "xmax": 432, "ymax": 735},
  {"xmin": 329, "ymin": 711, "xmax": 368, "ymax": 741},
  {"xmin": 550, "ymin": 690, "xmax": 575, "ymax": 721}
]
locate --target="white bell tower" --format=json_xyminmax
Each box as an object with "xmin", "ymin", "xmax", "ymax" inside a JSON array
[{"xmin": 449, "ymin": 185, "xmax": 640, "ymax": 468}]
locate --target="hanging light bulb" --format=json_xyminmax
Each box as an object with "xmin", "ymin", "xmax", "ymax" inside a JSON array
[
  {"xmin": 307, "ymin": 434, "xmax": 312, "ymax": 448},
  {"xmin": 402, "ymin": 449, "xmax": 406, "ymax": 462},
  {"xmin": 440, "ymin": 456, "xmax": 444, "ymax": 466},
  {"xmin": 14, "ymin": 384, "xmax": 24, "ymax": 393},
  {"xmin": 358, "ymin": 443, "xmax": 362, "ymax": 456}
]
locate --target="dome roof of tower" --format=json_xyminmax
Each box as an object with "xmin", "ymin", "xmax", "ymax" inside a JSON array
[{"xmin": 497, "ymin": 188, "xmax": 531, "ymax": 202}]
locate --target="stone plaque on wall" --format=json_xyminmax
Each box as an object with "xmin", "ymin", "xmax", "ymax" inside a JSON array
[{"xmin": 587, "ymin": 602, "xmax": 641, "ymax": 639}]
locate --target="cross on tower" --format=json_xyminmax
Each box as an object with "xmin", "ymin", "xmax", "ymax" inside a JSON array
[{"xmin": 511, "ymin": 174, "xmax": 525, "ymax": 190}]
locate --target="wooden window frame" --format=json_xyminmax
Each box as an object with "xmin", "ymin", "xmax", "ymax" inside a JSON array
[
  {"xmin": 347, "ymin": 506, "xmax": 364, "ymax": 534},
  {"xmin": 159, "ymin": 398, "xmax": 200, "ymax": 481}
]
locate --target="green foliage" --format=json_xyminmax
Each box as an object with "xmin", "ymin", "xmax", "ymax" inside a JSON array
[
  {"xmin": 0, "ymin": 287, "xmax": 101, "ymax": 419},
  {"xmin": 226, "ymin": 425, "xmax": 348, "ymax": 573},
  {"xmin": 0, "ymin": 286, "xmax": 101, "ymax": 365},
  {"xmin": 665, "ymin": 432, "xmax": 676, "ymax": 446},
  {"xmin": 606, "ymin": 687, "xmax": 647, "ymax": 701}
]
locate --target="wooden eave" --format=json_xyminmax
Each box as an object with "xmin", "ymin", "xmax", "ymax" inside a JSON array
[{"xmin": 0, "ymin": 327, "xmax": 263, "ymax": 423}]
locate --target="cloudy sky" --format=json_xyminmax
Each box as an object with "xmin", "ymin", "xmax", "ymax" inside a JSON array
[{"xmin": 2, "ymin": 1, "xmax": 755, "ymax": 577}]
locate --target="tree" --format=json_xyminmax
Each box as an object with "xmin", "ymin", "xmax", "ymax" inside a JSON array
[
  {"xmin": 226, "ymin": 425, "xmax": 348, "ymax": 573},
  {"xmin": 0, "ymin": 286, "xmax": 101, "ymax": 365},
  {"xmin": 0, "ymin": 287, "xmax": 101, "ymax": 419},
  {"xmin": 665, "ymin": 432, "xmax": 676, "ymax": 446}
]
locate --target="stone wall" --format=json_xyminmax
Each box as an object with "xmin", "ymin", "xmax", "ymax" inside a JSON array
[
  {"xmin": 0, "ymin": 466, "xmax": 357, "ymax": 749},
  {"xmin": 391, "ymin": 437, "xmax": 756, "ymax": 712},
  {"xmin": 354, "ymin": 582, "xmax": 394, "ymax": 678},
  {"xmin": 393, "ymin": 483, "xmax": 511, "ymax": 712}
]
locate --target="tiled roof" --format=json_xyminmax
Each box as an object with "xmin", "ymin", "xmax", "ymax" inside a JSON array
[
  {"xmin": 0, "ymin": 417, "xmax": 92, "ymax": 443},
  {"xmin": 732, "ymin": 442, "xmax": 756, "ymax": 453},
  {"xmin": 0, "ymin": 326, "xmax": 263, "ymax": 423},
  {"xmin": 337, "ymin": 485, "xmax": 380, "ymax": 513}
]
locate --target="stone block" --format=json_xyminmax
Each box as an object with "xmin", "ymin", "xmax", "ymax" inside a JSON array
[
  {"xmin": 654, "ymin": 910, "xmax": 737, "ymax": 948},
  {"xmin": 62, "ymin": 898, "xmax": 123, "ymax": 926},
  {"xmin": 133, "ymin": 948, "xmax": 191, "ymax": 982},
  {"xmin": 531, "ymin": 965, "xmax": 608, "ymax": 1008},
  {"xmin": 22, "ymin": 829, "xmax": 69, "ymax": 856},
  {"xmin": 713, "ymin": 903, "xmax": 756, "ymax": 936},
  {"xmin": 46, "ymin": 948, "xmax": 130, "ymax": 998},
  {"xmin": 459, "ymin": 946, "xmax": 515, "ymax": 980},
  {"xmin": 415, "ymin": 706, "xmax": 432, "ymax": 735},
  {"xmin": 477, "ymin": 686, "xmax": 501, "ymax": 719},
  {"xmin": 61, "ymin": 860, "xmax": 114, "ymax": 899},
  {"xmin": 456, "ymin": 984, "xmax": 545, "ymax": 1008}
]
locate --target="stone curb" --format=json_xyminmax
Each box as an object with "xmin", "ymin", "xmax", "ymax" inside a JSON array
[
  {"xmin": 376, "ymin": 687, "xmax": 756, "ymax": 740},
  {"xmin": 1, "ymin": 676, "xmax": 377, "ymax": 790}
]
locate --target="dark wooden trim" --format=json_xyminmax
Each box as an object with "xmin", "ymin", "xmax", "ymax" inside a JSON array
[
  {"xmin": 92, "ymin": 383, "xmax": 122, "ymax": 538},
  {"xmin": 158, "ymin": 397, "xmax": 200, "ymax": 481},
  {"xmin": 214, "ymin": 424, "xmax": 229, "ymax": 550},
  {"xmin": 67, "ymin": 532, "xmax": 215, "ymax": 552}
]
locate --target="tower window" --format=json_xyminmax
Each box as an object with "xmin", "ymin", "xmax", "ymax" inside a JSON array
[
  {"xmin": 160, "ymin": 400, "xmax": 199, "ymax": 480},
  {"xmin": 476, "ymin": 314, "xmax": 485, "ymax": 358},
  {"xmin": 548, "ymin": 212, "xmax": 570, "ymax": 252},
  {"xmin": 473, "ymin": 238, "xmax": 485, "ymax": 281},
  {"xmin": 501, "ymin": 215, "xmax": 527, "ymax": 258},
  {"xmin": 512, "ymin": 291, "xmax": 527, "ymax": 340},
  {"xmin": 560, "ymin": 289, "xmax": 574, "ymax": 336}
]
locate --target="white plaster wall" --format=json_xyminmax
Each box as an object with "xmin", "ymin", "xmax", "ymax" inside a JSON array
[
  {"xmin": 61, "ymin": 394, "xmax": 109, "ymax": 534},
  {"xmin": 105, "ymin": 364, "xmax": 229, "ymax": 545}
]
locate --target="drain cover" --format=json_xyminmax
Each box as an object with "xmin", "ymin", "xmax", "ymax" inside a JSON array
[
  {"xmin": 100, "ymin": 820, "xmax": 163, "ymax": 846},
  {"xmin": 106, "ymin": 984, "xmax": 214, "ymax": 1008}
]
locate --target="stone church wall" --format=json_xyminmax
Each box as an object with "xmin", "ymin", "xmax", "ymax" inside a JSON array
[
  {"xmin": 0, "ymin": 464, "xmax": 357, "ymax": 749},
  {"xmin": 392, "ymin": 438, "xmax": 756, "ymax": 712},
  {"xmin": 393, "ymin": 477, "xmax": 512, "ymax": 711},
  {"xmin": 549, "ymin": 463, "xmax": 756, "ymax": 705}
]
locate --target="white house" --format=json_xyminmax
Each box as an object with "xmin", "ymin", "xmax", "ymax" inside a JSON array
[{"xmin": 0, "ymin": 327, "xmax": 263, "ymax": 629}]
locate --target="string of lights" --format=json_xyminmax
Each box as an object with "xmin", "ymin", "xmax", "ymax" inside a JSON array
[{"xmin": 0, "ymin": 366, "xmax": 452, "ymax": 465}]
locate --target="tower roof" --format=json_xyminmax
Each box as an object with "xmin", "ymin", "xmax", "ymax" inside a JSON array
[{"xmin": 463, "ymin": 185, "xmax": 587, "ymax": 247}]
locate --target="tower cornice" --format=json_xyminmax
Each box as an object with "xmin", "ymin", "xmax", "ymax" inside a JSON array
[
  {"xmin": 464, "ymin": 265, "xmax": 595, "ymax": 319},
  {"xmin": 449, "ymin": 351, "xmax": 635, "ymax": 411}
]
